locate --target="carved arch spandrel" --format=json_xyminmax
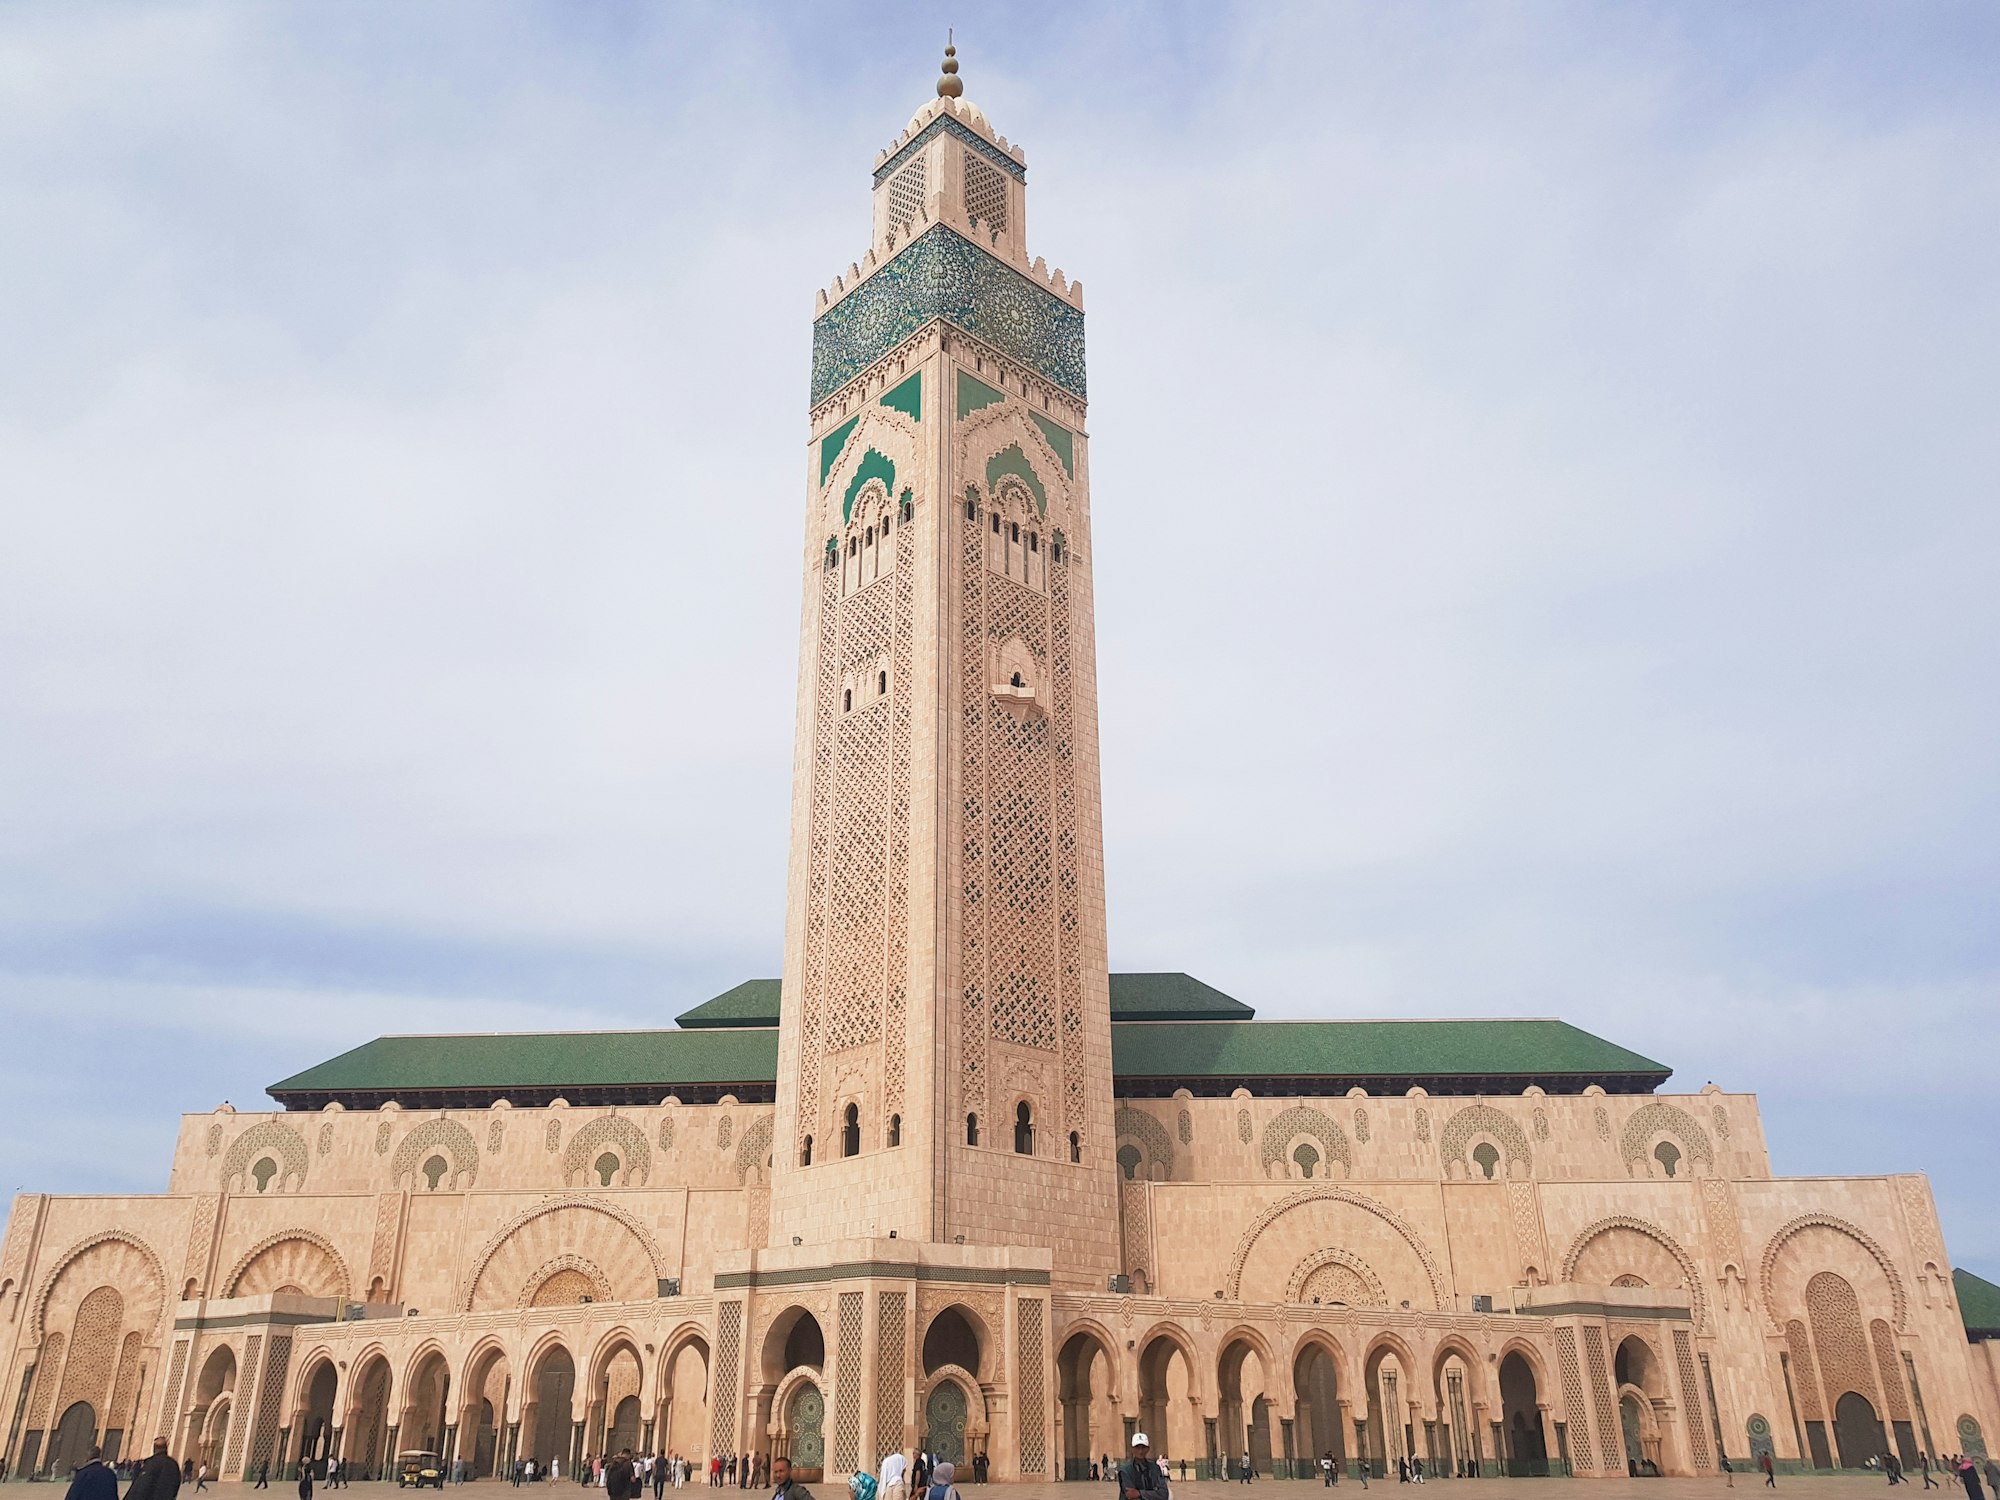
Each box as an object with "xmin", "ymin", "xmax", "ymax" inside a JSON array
[
  {"xmin": 1224, "ymin": 1186, "xmax": 1449, "ymax": 1307},
  {"xmin": 223, "ymin": 1230, "xmax": 354, "ymax": 1302},
  {"xmin": 30, "ymin": 1229, "xmax": 169, "ymax": 1342},
  {"xmin": 1760, "ymin": 1213, "xmax": 1908, "ymax": 1332},
  {"xmin": 457, "ymin": 1195, "xmax": 668, "ymax": 1312},
  {"xmin": 1559, "ymin": 1215, "xmax": 1711, "ymax": 1331}
]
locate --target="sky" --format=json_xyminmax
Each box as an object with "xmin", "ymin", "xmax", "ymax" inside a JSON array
[{"xmin": 2, "ymin": 3, "xmax": 1997, "ymax": 1279}]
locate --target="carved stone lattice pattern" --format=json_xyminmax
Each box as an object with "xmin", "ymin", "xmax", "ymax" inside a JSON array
[
  {"xmin": 1113, "ymin": 1107, "xmax": 1174, "ymax": 1179},
  {"xmin": 489, "ymin": 1116, "xmax": 505, "ymax": 1155},
  {"xmin": 1438, "ymin": 1104, "xmax": 1531, "ymax": 1174},
  {"xmin": 984, "ymin": 575, "xmax": 1058, "ymax": 1053},
  {"xmin": 712, "ymin": 1302, "xmax": 742, "ymax": 1453},
  {"xmin": 1018, "ymin": 1296, "xmax": 1047, "ymax": 1474},
  {"xmin": 1871, "ymin": 1320, "xmax": 1911, "ymax": 1419},
  {"xmin": 1236, "ymin": 1110, "xmax": 1252, "ymax": 1144},
  {"xmin": 963, "ymin": 152, "xmax": 1009, "ymax": 233},
  {"xmin": 1552, "ymin": 1327, "xmax": 1592, "ymax": 1471},
  {"xmin": 1415, "ymin": 1108, "xmax": 1431, "ymax": 1144},
  {"xmin": 1120, "ymin": 1180, "xmax": 1152, "ymax": 1285},
  {"xmin": 1594, "ymin": 1105, "xmax": 1611, "ymax": 1140},
  {"xmin": 105, "ymin": 1331, "xmax": 144, "ymax": 1438},
  {"xmin": 1507, "ymin": 1180, "xmax": 1547, "ymax": 1276},
  {"xmin": 1532, "ymin": 1107, "xmax": 1550, "ymax": 1141},
  {"xmin": 833, "ymin": 1292, "xmax": 864, "ymax": 1473},
  {"xmin": 1582, "ymin": 1325, "xmax": 1621, "ymax": 1472},
  {"xmin": 1712, "ymin": 1105, "xmax": 1731, "ymax": 1140},
  {"xmin": 317, "ymin": 1124, "xmax": 333, "ymax": 1157},
  {"xmin": 1288, "ymin": 1249, "xmax": 1386, "ymax": 1308},
  {"xmin": 657, "ymin": 1115, "xmax": 674, "ymax": 1152},
  {"xmin": 1051, "ymin": 552, "xmax": 1084, "ymax": 1128},
  {"xmin": 157, "ymin": 1338, "xmax": 189, "ymax": 1443},
  {"xmin": 28, "ymin": 1332, "xmax": 65, "ymax": 1431},
  {"xmin": 250, "ymin": 1333, "xmax": 292, "ymax": 1470},
  {"xmin": 717, "ymin": 1115, "xmax": 734, "ymax": 1152},
  {"xmin": 544, "ymin": 1118, "xmax": 561, "ymax": 1154},
  {"xmin": 392, "ymin": 1118, "xmax": 479, "ymax": 1191},
  {"xmin": 1176, "ymin": 1109, "xmax": 1192, "ymax": 1145},
  {"xmin": 1619, "ymin": 1101, "xmax": 1715, "ymax": 1171},
  {"xmin": 824, "ymin": 576, "xmax": 895, "ymax": 1057},
  {"xmin": 562, "ymin": 1115, "xmax": 651, "ymax": 1187},
  {"xmin": 221, "ymin": 1121, "xmax": 309, "ymax": 1193},
  {"xmin": 1785, "ymin": 1319, "xmax": 1824, "ymax": 1419},
  {"xmin": 1670, "ymin": 1328, "xmax": 1712, "ymax": 1469},
  {"xmin": 525, "ymin": 1259, "xmax": 611, "ymax": 1308},
  {"xmin": 885, "ymin": 562, "xmax": 914, "ymax": 1119},
  {"xmin": 225, "ymin": 1333, "xmax": 262, "ymax": 1473},
  {"xmin": 1806, "ymin": 1272, "xmax": 1874, "ymax": 1408},
  {"xmin": 811, "ymin": 224, "xmax": 1085, "ymax": 405},
  {"xmin": 1701, "ymin": 1179, "xmax": 1745, "ymax": 1267},
  {"xmin": 1898, "ymin": 1178, "xmax": 1947, "ymax": 1266},
  {"xmin": 877, "ymin": 1291, "xmax": 907, "ymax": 1449},
  {"xmin": 958, "ymin": 509, "xmax": 987, "ymax": 1119},
  {"xmin": 1353, "ymin": 1107, "xmax": 1370, "ymax": 1144},
  {"xmin": 735, "ymin": 1115, "xmax": 775, "ymax": 1183},
  {"xmin": 1562, "ymin": 1215, "xmax": 1710, "ymax": 1331},
  {"xmin": 181, "ymin": 1195, "xmax": 221, "ymax": 1298},
  {"xmin": 206, "ymin": 1125, "xmax": 223, "ymax": 1157},
  {"xmin": 884, "ymin": 158, "xmax": 927, "ymax": 240},
  {"xmin": 799, "ymin": 564, "xmax": 839, "ymax": 1146},
  {"xmin": 874, "ymin": 112, "xmax": 1026, "ymax": 191},
  {"xmin": 225, "ymin": 1232, "xmax": 351, "ymax": 1302},
  {"xmin": 33, "ymin": 1232, "xmax": 168, "ymax": 1344},
  {"xmin": 375, "ymin": 1120, "xmax": 392, "ymax": 1155},
  {"xmin": 52, "ymin": 1286, "xmax": 122, "ymax": 1422},
  {"xmin": 366, "ymin": 1194, "xmax": 402, "ymax": 1293},
  {"xmin": 460, "ymin": 1196, "xmax": 664, "ymax": 1312},
  {"xmin": 1258, "ymin": 1106, "xmax": 1352, "ymax": 1177}
]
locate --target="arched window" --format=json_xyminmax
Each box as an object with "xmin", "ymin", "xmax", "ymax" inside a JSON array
[
  {"xmin": 991, "ymin": 513, "xmax": 1001, "ymax": 535},
  {"xmin": 422, "ymin": 1154, "xmax": 448, "ymax": 1190},
  {"xmin": 1014, "ymin": 1101, "xmax": 1034, "ymax": 1155},
  {"xmin": 847, "ymin": 537, "xmax": 857, "ymax": 557},
  {"xmin": 865, "ymin": 526, "xmax": 873, "ymax": 545},
  {"xmin": 1472, "ymin": 1142, "xmax": 1500, "ymax": 1180},
  {"xmin": 1654, "ymin": 1140, "xmax": 1682, "ymax": 1178},
  {"xmin": 966, "ymin": 1113, "xmax": 979, "ymax": 1147},
  {"xmin": 1068, "ymin": 1131, "xmax": 1081, "ymax": 1164},
  {"xmin": 251, "ymin": 1157, "xmax": 278, "ymax": 1193},
  {"xmin": 1116, "ymin": 1145, "xmax": 1141, "ymax": 1180},
  {"xmin": 843, "ymin": 688, "xmax": 852, "ymax": 712},
  {"xmin": 594, "ymin": 1151, "xmax": 619, "ymax": 1187},
  {"xmin": 901, "ymin": 496, "xmax": 914, "ymax": 523},
  {"xmin": 878, "ymin": 670, "xmax": 888, "ymax": 695},
  {"xmin": 1009, "ymin": 521, "xmax": 1020, "ymax": 542},
  {"xmin": 1010, "ymin": 671, "xmax": 1024, "ymax": 688},
  {"xmin": 1029, "ymin": 531, "xmax": 1039, "ymax": 552},
  {"xmin": 801, "ymin": 1136, "xmax": 814, "ymax": 1167},
  {"xmin": 966, "ymin": 499, "xmax": 977, "ymax": 521},
  {"xmin": 842, "ymin": 1103, "xmax": 860, "ymax": 1158},
  {"xmin": 1292, "ymin": 1142, "xmax": 1320, "ymax": 1180},
  {"xmin": 888, "ymin": 1114, "xmax": 902, "ymax": 1147}
]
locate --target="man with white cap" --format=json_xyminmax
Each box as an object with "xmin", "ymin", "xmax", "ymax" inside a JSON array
[{"xmin": 1118, "ymin": 1435, "xmax": 1168, "ymax": 1500}]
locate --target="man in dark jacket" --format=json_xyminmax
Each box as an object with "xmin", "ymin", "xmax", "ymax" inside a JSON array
[
  {"xmin": 65, "ymin": 1447, "xmax": 119, "ymax": 1500},
  {"xmin": 768, "ymin": 1456, "xmax": 813, "ymax": 1500},
  {"xmin": 1117, "ymin": 1435, "xmax": 1168, "ymax": 1500},
  {"xmin": 606, "ymin": 1452, "xmax": 637, "ymax": 1500},
  {"xmin": 126, "ymin": 1440, "xmax": 181, "ymax": 1500}
]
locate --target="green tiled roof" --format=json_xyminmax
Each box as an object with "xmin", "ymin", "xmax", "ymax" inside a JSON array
[
  {"xmin": 673, "ymin": 971, "xmax": 1252, "ymax": 1029},
  {"xmin": 1957, "ymin": 1268, "xmax": 2000, "ymax": 1339},
  {"xmin": 267, "ymin": 1028, "xmax": 779, "ymax": 1109},
  {"xmin": 1110, "ymin": 1018, "xmax": 1670, "ymax": 1093}
]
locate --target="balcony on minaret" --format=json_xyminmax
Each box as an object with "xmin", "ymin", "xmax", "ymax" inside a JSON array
[{"xmin": 992, "ymin": 638, "xmax": 1043, "ymax": 716}]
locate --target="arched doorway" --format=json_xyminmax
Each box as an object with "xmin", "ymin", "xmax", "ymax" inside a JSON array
[
  {"xmin": 760, "ymin": 1310, "xmax": 826, "ymax": 1481},
  {"xmin": 295, "ymin": 1361, "xmax": 338, "ymax": 1476},
  {"xmin": 1138, "ymin": 1333, "xmax": 1199, "ymax": 1466},
  {"xmin": 590, "ymin": 1340, "xmax": 644, "ymax": 1460},
  {"xmin": 458, "ymin": 1346, "xmax": 510, "ymax": 1480},
  {"xmin": 189, "ymin": 1346, "xmax": 239, "ymax": 1475},
  {"xmin": 925, "ymin": 1380, "xmax": 969, "ymax": 1465},
  {"xmin": 660, "ymin": 1336, "xmax": 710, "ymax": 1467},
  {"xmin": 1833, "ymin": 1392, "xmax": 1886, "ymax": 1470},
  {"xmin": 401, "ymin": 1350, "xmax": 451, "ymax": 1457},
  {"xmin": 1219, "ymin": 1337, "xmax": 1275, "ymax": 1478},
  {"xmin": 1431, "ymin": 1347, "xmax": 1477, "ymax": 1478},
  {"xmin": 1497, "ymin": 1352, "xmax": 1547, "ymax": 1476},
  {"xmin": 922, "ymin": 1308, "xmax": 983, "ymax": 1379},
  {"xmin": 524, "ymin": 1345, "xmax": 577, "ymax": 1472},
  {"xmin": 1293, "ymin": 1341, "xmax": 1343, "ymax": 1478},
  {"xmin": 48, "ymin": 1402, "xmax": 98, "ymax": 1476},
  {"xmin": 1361, "ymin": 1344, "xmax": 1412, "ymax": 1481},
  {"xmin": 787, "ymin": 1384, "xmax": 825, "ymax": 1477},
  {"xmin": 346, "ymin": 1354, "xmax": 392, "ymax": 1480},
  {"xmin": 1614, "ymin": 1338, "xmax": 1664, "ymax": 1474},
  {"xmin": 1056, "ymin": 1329, "xmax": 1117, "ymax": 1481}
]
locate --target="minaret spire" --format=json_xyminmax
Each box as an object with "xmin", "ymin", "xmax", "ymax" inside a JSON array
[{"xmin": 936, "ymin": 31, "xmax": 963, "ymax": 98}]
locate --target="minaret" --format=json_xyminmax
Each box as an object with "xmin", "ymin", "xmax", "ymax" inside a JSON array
[{"xmin": 769, "ymin": 45, "xmax": 1117, "ymax": 1287}]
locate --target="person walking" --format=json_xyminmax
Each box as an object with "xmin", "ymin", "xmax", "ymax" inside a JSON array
[
  {"xmin": 256, "ymin": 1460, "xmax": 272, "ymax": 1490},
  {"xmin": 1956, "ymin": 1456, "xmax": 1986, "ymax": 1500},
  {"xmin": 300, "ymin": 1461, "xmax": 316, "ymax": 1500},
  {"xmin": 1322, "ymin": 1452, "xmax": 1337, "ymax": 1487},
  {"xmin": 1243, "ymin": 1452, "xmax": 1255, "ymax": 1484},
  {"xmin": 1761, "ymin": 1453, "xmax": 1776, "ymax": 1488},
  {"xmin": 195, "ymin": 1461, "xmax": 211, "ymax": 1493},
  {"xmin": 1723, "ymin": 1456, "xmax": 1734, "ymax": 1488},
  {"xmin": 921, "ymin": 1461, "xmax": 962, "ymax": 1500},
  {"xmin": 880, "ymin": 1447, "xmax": 909, "ymax": 1500},
  {"xmin": 64, "ymin": 1446, "xmax": 118, "ymax": 1500}
]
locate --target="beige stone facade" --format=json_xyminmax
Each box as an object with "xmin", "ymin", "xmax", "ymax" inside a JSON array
[{"xmin": 3, "ymin": 65, "xmax": 1994, "ymax": 1492}]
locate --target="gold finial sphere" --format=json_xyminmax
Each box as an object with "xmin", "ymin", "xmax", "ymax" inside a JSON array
[{"xmin": 937, "ymin": 39, "xmax": 963, "ymax": 98}]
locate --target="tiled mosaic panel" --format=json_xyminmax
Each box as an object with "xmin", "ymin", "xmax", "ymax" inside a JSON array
[
  {"xmin": 798, "ymin": 566, "xmax": 838, "ymax": 1150},
  {"xmin": 812, "ymin": 225, "xmax": 1085, "ymax": 404},
  {"xmin": 959, "ymin": 509, "xmax": 988, "ymax": 1119}
]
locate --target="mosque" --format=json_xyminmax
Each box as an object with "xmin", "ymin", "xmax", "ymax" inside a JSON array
[{"xmin": 4, "ymin": 48, "xmax": 1998, "ymax": 1490}]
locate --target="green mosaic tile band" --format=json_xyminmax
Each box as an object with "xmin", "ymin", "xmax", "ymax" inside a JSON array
[{"xmin": 812, "ymin": 223, "xmax": 1085, "ymax": 405}]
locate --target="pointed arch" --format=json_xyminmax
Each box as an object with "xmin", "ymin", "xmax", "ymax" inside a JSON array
[
  {"xmin": 1561, "ymin": 1216, "xmax": 1711, "ymax": 1332},
  {"xmin": 1225, "ymin": 1186, "xmax": 1449, "ymax": 1306},
  {"xmin": 223, "ymin": 1231, "xmax": 353, "ymax": 1303},
  {"xmin": 30, "ymin": 1230, "xmax": 168, "ymax": 1341}
]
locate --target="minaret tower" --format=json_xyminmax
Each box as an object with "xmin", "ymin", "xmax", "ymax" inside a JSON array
[{"xmin": 769, "ymin": 44, "xmax": 1118, "ymax": 1287}]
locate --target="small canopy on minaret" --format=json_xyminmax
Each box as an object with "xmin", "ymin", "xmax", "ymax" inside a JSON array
[{"xmin": 936, "ymin": 33, "xmax": 963, "ymax": 98}]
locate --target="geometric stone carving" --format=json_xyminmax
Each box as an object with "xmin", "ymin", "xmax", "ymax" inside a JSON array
[
  {"xmin": 391, "ymin": 1119, "xmax": 479, "ymax": 1191},
  {"xmin": 1438, "ymin": 1104, "xmax": 1531, "ymax": 1178},
  {"xmin": 1618, "ymin": 1102, "xmax": 1714, "ymax": 1175},
  {"xmin": 561, "ymin": 1115, "xmax": 651, "ymax": 1188},
  {"xmin": 220, "ymin": 1122, "xmax": 309, "ymax": 1194}
]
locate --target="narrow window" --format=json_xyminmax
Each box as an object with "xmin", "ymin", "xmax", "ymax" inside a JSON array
[
  {"xmin": 888, "ymin": 1114, "xmax": 902, "ymax": 1147},
  {"xmin": 881, "ymin": 514, "xmax": 891, "ymax": 534},
  {"xmin": 1068, "ymin": 1131, "xmax": 1081, "ymax": 1164},
  {"xmin": 966, "ymin": 499, "xmax": 977, "ymax": 521},
  {"xmin": 801, "ymin": 1135, "xmax": 814, "ymax": 1167},
  {"xmin": 1029, "ymin": 532, "xmax": 1039, "ymax": 552},
  {"xmin": 1010, "ymin": 671, "xmax": 1024, "ymax": 688},
  {"xmin": 1014, "ymin": 1101, "xmax": 1034, "ymax": 1155},
  {"xmin": 991, "ymin": 513, "xmax": 1001, "ymax": 535},
  {"xmin": 842, "ymin": 1102, "xmax": 860, "ymax": 1158},
  {"xmin": 1009, "ymin": 521, "xmax": 1020, "ymax": 542},
  {"xmin": 848, "ymin": 536, "xmax": 857, "ymax": 557},
  {"xmin": 865, "ymin": 525, "xmax": 874, "ymax": 545},
  {"xmin": 902, "ymin": 496, "xmax": 914, "ymax": 522},
  {"xmin": 878, "ymin": 670, "xmax": 888, "ymax": 694},
  {"xmin": 966, "ymin": 1113, "xmax": 979, "ymax": 1147},
  {"xmin": 843, "ymin": 688, "xmax": 852, "ymax": 711}
]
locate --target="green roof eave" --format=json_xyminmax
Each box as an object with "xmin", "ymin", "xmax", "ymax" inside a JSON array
[
  {"xmin": 1108, "ymin": 1018, "xmax": 1671, "ymax": 1091},
  {"xmin": 673, "ymin": 972, "xmax": 1254, "ymax": 1029},
  {"xmin": 1956, "ymin": 1267, "xmax": 2000, "ymax": 1338}
]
